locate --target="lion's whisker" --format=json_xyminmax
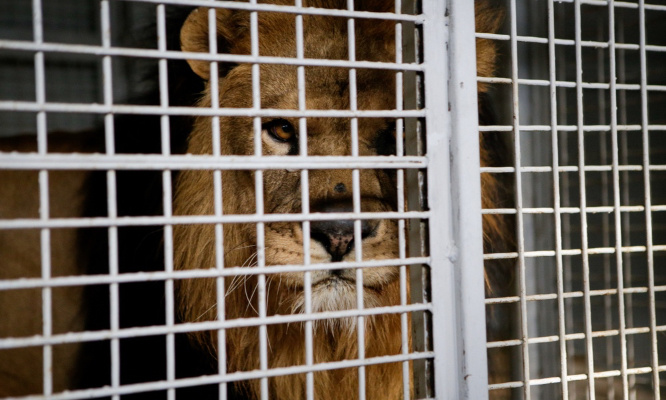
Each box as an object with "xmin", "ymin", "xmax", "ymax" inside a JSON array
[
  {"xmin": 229, "ymin": 244, "xmax": 257, "ymax": 252},
  {"xmin": 276, "ymin": 275, "xmax": 284, "ymax": 298},
  {"xmin": 247, "ymin": 279, "xmax": 260, "ymax": 306},
  {"xmin": 243, "ymin": 277, "xmax": 259, "ymax": 315},
  {"xmin": 225, "ymin": 241, "xmax": 257, "ymax": 253},
  {"xmin": 226, "ymin": 251, "xmax": 259, "ymax": 297},
  {"xmin": 194, "ymin": 302, "xmax": 217, "ymax": 321},
  {"xmin": 226, "ymin": 275, "xmax": 246, "ymax": 297}
]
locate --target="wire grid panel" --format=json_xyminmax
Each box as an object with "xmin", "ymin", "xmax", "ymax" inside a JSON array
[
  {"xmin": 480, "ymin": 0, "xmax": 666, "ymax": 399},
  {"xmin": 0, "ymin": 0, "xmax": 488, "ymax": 399}
]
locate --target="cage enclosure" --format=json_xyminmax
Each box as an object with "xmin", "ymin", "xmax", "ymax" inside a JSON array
[{"xmin": 0, "ymin": 0, "xmax": 664, "ymax": 399}]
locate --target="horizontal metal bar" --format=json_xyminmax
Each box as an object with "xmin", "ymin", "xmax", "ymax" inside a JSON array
[
  {"xmin": 0, "ymin": 210, "xmax": 430, "ymax": 230},
  {"xmin": 488, "ymin": 366, "xmax": 659, "ymax": 390},
  {"xmin": 480, "ymin": 164, "xmax": 644, "ymax": 173},
  {"xmin": 479, "ymin": 124, "xmax": 666, "ymax": 132},
  {"xmin": 0, "ymin": 153, "xmax": 426, "ymax": 171},
  {"xmin": 0, "ymin": 302, "xmax": 432, "ymax": 349},
  {"xmin": 487, "ymin": 324, "xmax": 666, "ymax": 349},
  {"xmin": 0, "ymin": 39, "xmax": 423, "ymax": 72},
  {"xmin": 475, "ymin": 32, "xmax": 666, "ymax": 53},
  {"xmin": 478, "ymin": 76, "xmax": 666, "ymax": 91},
  {"xmin": 483, "ymin": 244, "xmax": 666, "ymax": 260},
  {"xmin": 8, "ymin": 351, "xmax": 434, "ymax": 400},
  {"xmin": 112, "ymin": 0, "xmax": 425, "ymax": 23},
  {"xmin": 554, "ymin": 0, "xmax": 666, "ymax": 12},
  {"xmin": 0, "ymin": 256, "xmax": 431, "ymax": 290},
  {"xmin": 485, "ymin": 284, "xmax": 666, "ymax": 305},
  {"xmin": 481, "ymin": 164, "xmax": 666, "ymax": 173},
  {"xmin": 0, "ymin": 100, "xmax": 425, "ymax": 118},
  {"xmin": 481, "ymin": 205, "xmax": 645, "ymax": 215},
  {"xmin": 479, "ymin": 124, "xmax": 644, "ymax": 132}
]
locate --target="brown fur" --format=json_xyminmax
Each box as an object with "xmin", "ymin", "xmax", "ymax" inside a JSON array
[
  {"xmin": 174, "ymin": 1, "xmax": 507, "ymax": 400},
  {"xmin": 0, "ymin": 135, "xmax": 96, "ymax": 396},
  {"xmin": 475, "ymin": 1, "xmax": 508, "ymax": 255},
  {"xmin": 475, "ymin": 1, "xmax": 503, "ymax": 93}
]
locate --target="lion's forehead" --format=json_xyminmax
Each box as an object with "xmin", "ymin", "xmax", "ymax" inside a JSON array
[
  {"xmin": 250, "ymin": 66, "xmax": 395, "ymax": 111},
  {"xmin": 251, "ymin": 8, "xmax": 395, "ymax": 61}
]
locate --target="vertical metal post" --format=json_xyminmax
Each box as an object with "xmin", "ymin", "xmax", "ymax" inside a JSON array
[
  {"xmin": 100, "ymin": 2, "xmax": 121, "ymax": 399},
  {"xmin": 507, "ymin": 0, "xmax": 532, "ymax": 396},
  {"xmin": 404, "ymin": 0, "xmax": 430, "ymax": 396},
  {"xmin": 32, "ymin": 0, "xmax": 53, "ymax": 395},
  {"xmin": 606, "ymin": 4, "xmax": 630, "ymax": 399},
  {"xmin": 207, "ymin": 8, "xmax": 228, "ymax": 400},
  {"xmin": 573, "ymin": 0, "xmax": 596, "ymax": 397},
  {"xmin": 422, "ymin": 0, "xmax": 489, "ymax": 398},
  {"xmin": 446, "ymin": 0, "xmax": 490, "ymax": 394},
  {"xmin": 156, "ymin": 6, "xmax": 176, "ymax": 400},
  {"xmin": 293, "ymin": 3, "xmax": 314, "ymax": 400},
  {"xmin": 547, "ymin": 0, "xmax": 570, "ymax": 397},
  {"xmin": 638, "ymin": 0, "xmax": 661, "ymax": 397}
]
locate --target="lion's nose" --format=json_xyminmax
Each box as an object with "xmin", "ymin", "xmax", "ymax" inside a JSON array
[{"xmin": 310, "ymin": 203, "xmax": 373, "ymax": 262}]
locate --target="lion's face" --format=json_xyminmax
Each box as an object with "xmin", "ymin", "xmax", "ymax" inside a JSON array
[
  {"xmin": 254, "ymin": 65, "xmax": 400, "ymax": 314},
  {"xmin": 176, "ymin": 2, "xmax": 402, "ymax": 324}
]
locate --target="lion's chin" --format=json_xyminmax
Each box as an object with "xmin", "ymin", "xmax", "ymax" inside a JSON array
[
  {"xmin": 284, "ymin": 276, "xmax": 383, "ymax": 334},
  {"xmin": 310, "ymin": 277, "xmax": 358, "ymax": 312}
]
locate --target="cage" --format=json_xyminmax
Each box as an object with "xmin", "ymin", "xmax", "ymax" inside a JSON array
[
  {"xmin": 483, "ymin": 0, "xmax": 666, "ymax": 399},
  {"xmin": 0, "ymin": 0, "xmax": 664, "ymax": 400}
]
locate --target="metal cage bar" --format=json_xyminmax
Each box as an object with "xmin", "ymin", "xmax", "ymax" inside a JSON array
[
  {"xmin": 423, "ymin": 0, "xmax": 489, "ymax": 399},
  {"xmin": 639, "ymin": 0, "xmax": 662, "ymax": 396}
]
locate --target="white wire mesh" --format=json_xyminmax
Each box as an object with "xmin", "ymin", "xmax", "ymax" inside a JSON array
[
  {"xmin": 0, "ymin": 0, "xmax": 471, "ymax": 399},
  {"xmin": 481, "ymin": 0, "xmax": 666, "ymax": 399},
  {"xmin": 10, "ymin": 0, "xmax": 664, "ymax": 399}
]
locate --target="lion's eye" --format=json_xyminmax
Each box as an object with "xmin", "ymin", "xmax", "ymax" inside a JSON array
[{"xmin": 264, "ymin": 119, "xmax": 296, "ymax": 142}]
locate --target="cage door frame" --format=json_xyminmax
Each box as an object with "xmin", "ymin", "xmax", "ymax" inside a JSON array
[{"xmin": 422, "ymin": 0, "xmax": 490, "ymax": 399}]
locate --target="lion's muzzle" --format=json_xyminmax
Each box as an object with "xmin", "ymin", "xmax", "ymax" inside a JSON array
[{"xmin": 310, "ymin": 201, "xmax": 377, "ymax": 263}]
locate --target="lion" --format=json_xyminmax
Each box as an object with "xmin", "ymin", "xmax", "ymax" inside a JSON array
[
  {"xmin": 0, "ymin": 0, "xmax": 510, "ymax": 398},
  {"xmin": 173, "ymin": 1, "xmax": 509, "ymax": 400}
]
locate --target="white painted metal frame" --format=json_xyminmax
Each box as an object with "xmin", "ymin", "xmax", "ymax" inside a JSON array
[{"xmin": 422, "ymin": 0, "xmax": 489, "ymax": 399}]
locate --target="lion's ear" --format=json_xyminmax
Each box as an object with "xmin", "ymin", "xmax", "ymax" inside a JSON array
[
  {"xmin": 181, "ymin": 7, "xmax": 238, "ymax": 80},
  {"xmin": 475, "ymin": 1, "xmax": 503, "ymax": 92}
]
